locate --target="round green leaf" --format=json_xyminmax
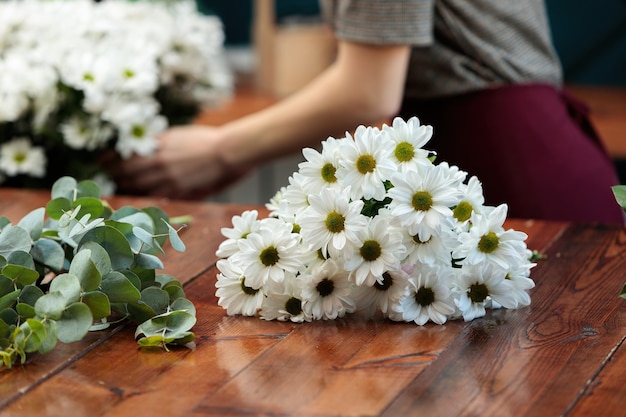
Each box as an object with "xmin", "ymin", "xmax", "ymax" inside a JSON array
[
  {"xmin": 0, "ymin": 289, "xmax": 20, "ymax": 310},
  {"xmin": 2, "ymin": 264, "xmax": 39, "ymax": 286},
  {"xmin": 51, "ymin": 176, "xmax": 78, "ymax": 200},
  {"xmin": 135, "ymin": 253, "xmax": 164, "ymax": 270},
  {"xmin": 76, "ymin": 180, "xmax": 101, "ymax": 199},
  {"xmin": 39, "ymin": 320, "xmax": 58, "ymax": 354},
  {"xmin": 125, "ymin": 302, "xmax": 156, "ymax": 324},
  {"xmin": 18, "ymin": 285, "xmax": 44, "ymax": 306},
  {"xmin": 0, "ymin": 276, "xmax": 13, "ymax": 296},
  {"xmin": 72, "ymin": 197, "xmax": 104, "ymax": 219},
  {"xmin": 140, "ymin": 287, "xmax": 170, "ymax": 316},
  {"xmin": 69, "ymin": 249, "xmax": 102, "ymax": 292},
  {"xmin": 7, "ymin": 250, "xmax": 35, "ymax": 269},
  {"xmin": 34, "ymin": 292, "xmax": 67, "ymax": 320},
  {"xmin": 0, "ymin": 308, "xmax": 18, "ymax": 326},
  {"xmin": 22, "ymin": 318, "xmax": 46, "ymax": 353},
  {"xmin": 56, "ymin": 302, "xmax": 92, "ymax": 343},
  {"xmin": 31, "ymin": 238, "xmax": 65, "ymax": 272},
  {"xmin": 171, "ymin": 298, "xmax": 196, "ymax": 317},
  {"xmin": 45, "ymin": 197, "xmax": 72, "ymax": 221},
  {"xmin": 16, "ymin": 303, "xmax": 36, "ymax": 319},
  {"xmin": 17, "ymin": 208, "xmax": 45, "ymax": 241},
  {"xmin": 80, "ymin": 226, "xmax": 134, "ymax": 271},
  {"xmin": 0, "ymin": 225, "xmax": 32, "ymax": 259},
  {"xmin": 79, "ymin": 241, "xmax": 112, "ymax": 276},
  {"xmin": 101, "ymin": 271, "xmax": 141, "ymax": 304},
  {"xmin": 49, "ymin": 273, "xmax": 81, "ymax": 304},
  {"xmin": 82, "ymin": 291, "xmax": 111, "ymax": 320}
]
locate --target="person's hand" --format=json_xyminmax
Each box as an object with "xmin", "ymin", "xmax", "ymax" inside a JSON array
[{"xmin": 102, "ymin": 125, "xmax": 249, "ymax": 199}]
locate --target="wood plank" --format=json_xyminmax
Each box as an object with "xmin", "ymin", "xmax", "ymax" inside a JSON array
[
  {"xmin": 381, "ymin": 224, "xmax": 626, "ymax": 417},
  {"xmin": 568, "ymin": 335, "xmax": 626, "ymax": 417}
]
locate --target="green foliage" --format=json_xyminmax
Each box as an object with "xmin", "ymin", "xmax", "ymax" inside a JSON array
[{"xmin": 0, "ymin": 177, "xmax": 192, "ymax": 369}]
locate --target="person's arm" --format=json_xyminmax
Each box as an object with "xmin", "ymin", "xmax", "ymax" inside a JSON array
[{"xmin": 111, "ymin": 40, "xmax": 412, "ymax": 198}]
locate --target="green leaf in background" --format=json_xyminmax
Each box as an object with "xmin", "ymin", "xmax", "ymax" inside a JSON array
[
  {"xmin": 46, "ymin": 197, "xmax": 72, "ymax": 221},
  {"xmin": 612, "ymin": 185, "xmax": 626, "ymax": 210},
  {"xmin": 0, "ymin": 225, "xmax": 32, "ymax": 259},
  {"xmin": 72, "ymin": 197, "xmax": 105, "ymax": 220},
  {"xmin": 76, "ymin": 180, "xmax": 101, "ymax": 199},
  {"xmin": 50, "ymin": 176, "xmax": 78, "ymax": 200},
  {"xmin": 17, "ymin": 208, "xmax": 45, "ymax": 241}
]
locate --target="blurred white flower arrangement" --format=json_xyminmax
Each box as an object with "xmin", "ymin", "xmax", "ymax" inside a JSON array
[
  {"xmin": 0, "ymin": 0, "xmax": 232, "ymax": 191},
  {"xmin": 216, "ymin": 117, "xmax": 538, "ymax": 325}
]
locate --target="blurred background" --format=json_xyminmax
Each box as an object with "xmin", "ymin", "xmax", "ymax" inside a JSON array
[{"xmin": 196, "ymin": 0, "xmax": 626, "ymax": 204}]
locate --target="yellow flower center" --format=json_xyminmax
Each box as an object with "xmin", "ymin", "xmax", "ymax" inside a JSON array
[
  {"xmin": 395, "ymin": 141, "xmax": 415, "ymax": 162},
  {"xmin": 325, "ymin": 211, "xmax": 345, "ymax": 233},
  {"xmin": 356, "ymin": 154, "xmax": 376, "ymax": 174},
  {"xmin": 321, "ymin": 163, "xmax": 337, "ymax": 183},
  {"xmin": 478, "ymin": 231, "xmax": 499, "ymax": 253},
  {"xmin": 412, "ymin": 191, "xmax": 433, "ymax": 211}
]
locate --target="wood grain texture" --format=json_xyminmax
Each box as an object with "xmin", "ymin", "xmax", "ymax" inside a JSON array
[{"xmin": 1, "ymin": 189, "xmax": 624, "ymax": 417}]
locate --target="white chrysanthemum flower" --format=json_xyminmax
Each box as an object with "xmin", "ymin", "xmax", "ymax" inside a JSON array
[
  {"xmin": 344, "ymin": 215, "xmax": 406, "ymax": 286},
  {"xmin": 387, "ymin": 163, "xmax": 463, "ymax": 241},
  {"xmin": 336, "ymin": 125, "xmax": 396, "ymax": 201},
  {"xmin": 397, "ymin": 265, "xmax": 456, "ymax": 325},
  {"xmin": 503, "ymin": 254, "xmax": 536, "ymax": 308},
  {"xmin": 299, "ymin": 187, "xmax": 366, "ymax": 259},
  {"xmin": 0, "ymin": 137, "xmax": 46, "ymax": 178},
  {"xmin": 401, "ymin": 215, "xmax": 459, "ymax": 267},
  {"xmin": 115, "ymin": 113, "xmax": 167, "ymax": 159},
  {"xmin": 277, "ymin": 172, "xmax": 311, "ymax": 219},
  {"xmin": 216, "ymin": 210, "xmax": 261, "ymax": 258},
  {"xmin": 453, "ymin": 204, "xmax": 529, "ymax": 272},
  {"xmin": 0, "ymin": 55, "xmax": 36, "ymax": 122},
  {"xmin": 60, "ymin": 116, "xmax": 115, "ymax": 151},
  {"xmin": 452, "ymin": 176, "xmax": 486, "ymax": 228},
  {"xmin": 266, "ymin": 186, "xmax": 287, "ymax": 216},
  {"xmin": 383, "ymin": 116, "xmax": 433, "ymax": 173},
  {"xmin": 215, "ymin": 258, "xmax": 264, "ymax": 317},
  {"xmin": 298, "ymin": 136, "xmax": 345, "ymax": 194},
  {"xmin": 301, "ymin": 259, "xmax": 356, "ymax": 320},
  {"xmin": 235, "ymin": 218, "xmax": 302, "ymax": 289},
  {"xmin": 453, "ymin": 264, "xmax": 517, "ymax": 321},
  {"xmin": 260, "ymin": 276, "xmax": 312, "ymax": 323},
  {"xmin": 352, "ymin": 268, "xmax": 409, "ymax": 318}
]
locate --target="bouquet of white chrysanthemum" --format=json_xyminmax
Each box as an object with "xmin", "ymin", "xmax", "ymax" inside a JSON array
[
  {"xmin": 215, "ymin": 117, "xmax": 537, "ymax": 325},
  {"xmin": 0, "ymin": 0, "xmax": 232, "ymax": 191}
]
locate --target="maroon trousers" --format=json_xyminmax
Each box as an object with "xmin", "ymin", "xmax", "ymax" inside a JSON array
[{"xmin": 399, "ymin": 84, "xmax": 625, "ymax": 225}]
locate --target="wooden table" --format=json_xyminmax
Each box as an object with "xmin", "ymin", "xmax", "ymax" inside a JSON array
[{"xmin": 1, "ymin": 188, "xmax": 625, "ymax": 417}]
